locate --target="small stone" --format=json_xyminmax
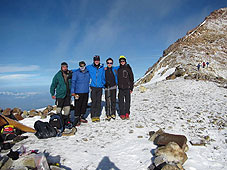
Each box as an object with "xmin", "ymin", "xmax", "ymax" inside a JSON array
[
  {"xmin": 136, "ymin": 125, "xmax": 144, "ymax": 128},
  {"xmin": 129, "ymin": 130, "xmax": 134, "ymax": 133},
  {"xmin": 138, "ymin": 136, "xmax": 143, "ymax": 138},
  {"xmin": 3, "ymin": 108, "xmax": 11, "ymax": 116},
  {"xmin": 82, "ymin": 138, "xmax": 88, "ymax": 142}
]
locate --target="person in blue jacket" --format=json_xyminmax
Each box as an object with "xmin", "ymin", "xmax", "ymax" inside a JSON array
[
  {"xmin": 86, "ymin": 55, "xmax": 105, "ymax": 122},
  {"xmin": 71, "ymin": 61, "xmax": 90, "ymax": 126},
  {"xmin": 104, "ymin": 58, "xmax": 118, "ymax": 121}
]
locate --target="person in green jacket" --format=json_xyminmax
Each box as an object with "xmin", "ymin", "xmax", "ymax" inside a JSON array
[{"xmin": 50, "ymin": 62, "xmax": 72, "ymax": 118}]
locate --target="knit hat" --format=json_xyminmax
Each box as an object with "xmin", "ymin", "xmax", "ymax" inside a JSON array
[
  {"xmin": 61, "ymin": 62, "xmax": 68, "ymax": 67},
  {"xmin": 79, "ymin": 61, "xmax": 86, "ymax": 67},
  {"xmin": 106, "ymin": 58, "xmax": 113, "ymax": 63},
  {"xmin": 119, "ymin": 55, "xmax": 126, "ymax": 62},
  {"xmin": 93, "ymin": 55, "xmax": 100, "ymax": 61}
]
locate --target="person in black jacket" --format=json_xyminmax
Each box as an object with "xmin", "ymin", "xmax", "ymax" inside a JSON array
[
  {"xmin": 104, "ymin": 58, "xmax": 118, "ymax": 121},
  {"xmin": 117, "ymin": 56, "xmax": 134, "ymax": 120}
]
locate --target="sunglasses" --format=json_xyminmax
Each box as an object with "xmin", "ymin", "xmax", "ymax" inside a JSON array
[
  {"xmin": 107, "ymin": 62, "xmax": 113, "ymax": 64},
  {"xmin": 120, "ymin": 60, "xmax": 125, "ymax": 63}
]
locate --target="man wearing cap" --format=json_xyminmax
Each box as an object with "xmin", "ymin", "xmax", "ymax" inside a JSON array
[
  {"xmin": 50, "ymin": 62, "xmax": 72, "ymax": 121},
  {"xmin": 71, "ymin": 61, "xmax": 90, "ymax": 126},
  {"xmin": 117, "ymin": 56, "xmax": 134, "ymax": 120},
  {"xmin": 86, "ymin": 55, "xmax": 105, "ymax": 122}
]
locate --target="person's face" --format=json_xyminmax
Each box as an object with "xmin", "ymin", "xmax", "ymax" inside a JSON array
[
  {"xmin": 107, "ymin": 60, "xmax": 113, "ymax": 68},
  {"xmin": 120, "ymin": 60, "xmax": 126, "ymax": 65},
  {"xmin": 94, "ymin": 60, "xmax": 100, "ymax": 65},
  {"xmin": 61, "ymin": 65, "xmax": 68, "ymax": 71}
]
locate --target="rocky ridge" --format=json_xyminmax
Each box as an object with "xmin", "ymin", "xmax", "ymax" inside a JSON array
[{"xmin": 136, "ymin": 7, "xmax": 227, "ymax": 86}]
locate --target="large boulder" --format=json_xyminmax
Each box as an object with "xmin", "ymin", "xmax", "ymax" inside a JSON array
[{"xmin": 155, "ymin": 142, "xmax": 188, "ymax": 165}]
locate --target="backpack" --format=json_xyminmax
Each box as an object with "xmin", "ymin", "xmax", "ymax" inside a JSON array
[
  {"xmin": 34, "ymin": 120, "xmax": 57, "ymax": 139},
  {"xmin": 49, "ymin": 114, "xmax": 64, "ymax": 133}
]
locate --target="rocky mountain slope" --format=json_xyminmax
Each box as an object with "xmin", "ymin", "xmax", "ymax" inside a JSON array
[{"xmin": 136, "ymin": 7, "xmax": 227, "ymax": 86}]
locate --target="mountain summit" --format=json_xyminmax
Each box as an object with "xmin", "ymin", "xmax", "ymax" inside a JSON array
[{"xmin": 136, "ymin": 7, "xmax": 227, "ymax": 86}]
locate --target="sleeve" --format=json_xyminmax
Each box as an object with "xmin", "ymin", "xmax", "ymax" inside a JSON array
[
  {"xmin": 128, "ymin": 65, "xmax": 134, "ymax": 91},
  {"xmin": 50, "ymin": 74, "xmax": 58, "ymax": 96},
  {"xmin": 71, "ymin": 71, "xmax": 77, "ymax": 94},
  {"xmin": 102, "ymin": 68, "xmax": 106, "ymax": 87}
]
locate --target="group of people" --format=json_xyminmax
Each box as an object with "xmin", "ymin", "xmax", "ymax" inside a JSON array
[
  {"xmin": 50, "ymin": 55, "xmax": 134, "ymax": 126},
  {"xmin": 197, "ymin": 61, "xmax": 209, "ymax": 71}
]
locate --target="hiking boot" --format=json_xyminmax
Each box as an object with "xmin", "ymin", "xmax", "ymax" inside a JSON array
[
  {"xmin": 120, "ymin": 115, "xmax": 126, "ymax": 120},
  {"xmin": 91, "ymin": 117, "xmax": 97, "ymax": 122},
  {"xmin": 80, "ymin": 117, "xmax": 88, "ymax": 123},
  {"xmin": 125, "ymin": 113, "xmax": 130, "ymax": 120},
  {"xmin": 96, "ymin": 117, "xmax": 100, "ymax": 122},
  {"xmin": 111, "ymin": 114, "xmax": 116, "ymax": 120},
  {"xmin": 106, "ymin": 116, "xmax": 111, "ymax": 121}
]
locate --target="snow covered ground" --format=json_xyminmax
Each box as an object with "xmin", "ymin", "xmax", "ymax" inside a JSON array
[{"xmin": 15, "ymin": 78, "xmax": 226, "ymax": 170}]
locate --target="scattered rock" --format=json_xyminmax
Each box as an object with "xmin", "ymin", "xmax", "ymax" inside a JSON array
[
  {"xmin": 47, "ymin": 105, "xmax": 53, "ymax": 112},
  {"xmin": 154, "ymin": 132, "xmax": 188, "ymax": 151},
  {"xmin": 162, "ymin": 164, "xmax": 181, "ymax": 170},
  {"xmin": 2, "ymin": 108, "xmax": 11, "ymax": 116},
  {"xmin": 139, "ymin": 85, "xmax": 147, "ymax": 93},
  {"xmin": 155, "ymin": 142, "xmax": 188, "ymax": 165},
  {"xmin": 12, "ymin": 113, "xmax": 24, "ymax": 120},
  {"xmin": 21, "ymin": 111, "xmax": 29, "ymax": 118},
  {"xmin": 0, "ymin": 156, "xmax": 13, "ymax": 170},
  {"xmin": 138, "ymin": 136, "xmax": 143, "ymax": 138}
]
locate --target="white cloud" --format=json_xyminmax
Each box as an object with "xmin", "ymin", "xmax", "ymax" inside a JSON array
[
  {"xmin": 0, "ymin": 74, "xmax": 38, "ymax": 80},
  {"xmin": 0, "ymin": 65, "xmax": 40, "ymax": 73},
  {"xmin": 0, "ymin": 91, "xmax": 40, "ymax": 99}
]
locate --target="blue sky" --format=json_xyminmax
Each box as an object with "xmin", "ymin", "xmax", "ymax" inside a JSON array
[{"xmin": 0, "ymin": 0, "xmax": 226, "ymax": 110}]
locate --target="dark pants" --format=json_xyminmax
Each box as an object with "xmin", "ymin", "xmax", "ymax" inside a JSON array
[
  {"xmin": 90, "ymin": 87, "xmax": 102, "ymax": 118},
  {"xmin": 74, "ymin": 93, "xmax": 89, "ymax": 120},
  {"xmin": 105, "ymin": 88, "xmax": 116, "ymax": 117},
  {"xmin": 56, "ymin": 95, "xmax": 71, "ymax": 108},
  {"xmin": 118, "ymin": 89, "xmax": 131, "ymax": 116}
]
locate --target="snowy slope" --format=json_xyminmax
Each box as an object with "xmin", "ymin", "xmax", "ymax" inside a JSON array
[{"xmin": 13, "ymin": 78, "xmax": 227, "ymax": 170}]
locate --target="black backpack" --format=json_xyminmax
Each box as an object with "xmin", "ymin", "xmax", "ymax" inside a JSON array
[
  {"xmin": 34, "ymin": 120, "xmax": 57, "ymax": 139},
  {"xmin": 49, "ymin": 114, "xmax": 64, "ymax": 133}
]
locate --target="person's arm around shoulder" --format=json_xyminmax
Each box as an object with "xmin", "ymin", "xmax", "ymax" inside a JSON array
[{"xmin": 71, "ymin": 70, "xmax": 78, "ymax": 97}]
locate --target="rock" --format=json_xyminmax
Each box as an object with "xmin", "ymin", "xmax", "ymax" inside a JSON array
[
  {"xmin": 50, "ymin": 165, "xmax": 66, "ymax": 170},
  {"xmin": 11, "ymin": 153, "xmax": 49, "ymax": 170},
  {"xmin": 154, "ymin": 133, "xmax": 188, "ymax": 151},
  {"xmin": 139, "ymin": 85, "xmax": 147, "ymax": 93},
  {"xmin": 2, "ymin": 108, "xmax": 11, "ymax": 116},
  {"xmin": 11, "ymin": 108, "xmax": 22, "ymax": 114},
  {"xmin": 161, "ymin": 164, "xmax": 181, "ymax": 170},
  {"xmin": 29, "ymin": 109, "xmax": 38, "ymax": 117},
  {"xmin": 155, "ymin": 142, "xmax": 188, "ymax": 165},
  {"xmin": 189, "ymin": 139, "xmax": 206, "ymax": 146},
  {"xmin": 43, "ymin": 109, "xmax": 49, "ymax": 116},
  {"xmin": 53, "ymin": 106, "xmax": 57, "ymax": 111},
  {"xmin": 149, "ymin": 129, "xmax": 165, "ymax": 142},
  {"xmin": 154, "ymin": 155, "xmax": 166, "ymax": 167},
  {"xmin": 41, "ymin": 115, "xmax": 47, "ymax": 119},
  {"xmin": 13, "ymin": 113, "xmax": 24, "ymax": 120},
  {"xmin": 21, "ymin": 111, "xmax": 29, "ymax": 118},
  {"xmin": 0, "ymin": 157, "xmax": 13, "ymax": 170},
  {"xmin": 0, "ymin": 156, "xmax": 12, "ymax": 170},
  {"xmin": 47, "ymin": 105, "xmax": 53, "ymax": 112}
]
